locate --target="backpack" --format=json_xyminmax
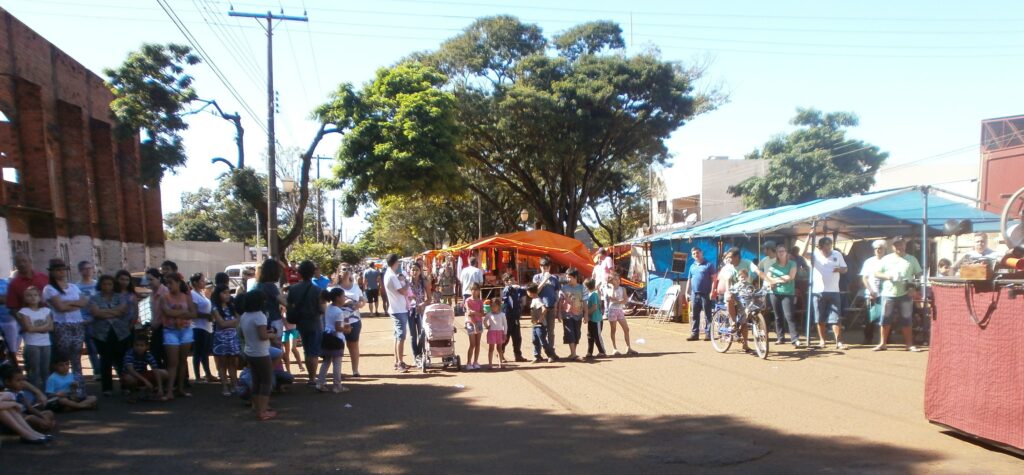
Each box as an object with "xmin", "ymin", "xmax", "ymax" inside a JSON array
[{"xmin": 286, "ymin": 283, "xmax": 316, "ymax": 325}]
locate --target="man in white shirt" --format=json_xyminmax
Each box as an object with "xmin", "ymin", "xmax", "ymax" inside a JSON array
[
  {"xmin": 459, "ymin": 257, "xmax": 484, "ymax": 300},
  {"xmin": 383, "ymin": 254, "xmax": 411, "ymax": 372},
  {"xmin": 803, "ymin": 236, "xmax": 848, "ymax": 350},
  {"xmin": 858, "ymin": 240, "xmax": 887, "ymax": 344}
]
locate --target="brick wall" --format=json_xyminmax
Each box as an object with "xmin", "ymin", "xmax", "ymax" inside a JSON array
[{"xmin": 0, "ymin": 7, "xmax": 158, "ymax": 273}]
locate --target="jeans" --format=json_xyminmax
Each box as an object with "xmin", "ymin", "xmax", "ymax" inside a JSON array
[
  {"xmin": 587, "ymin": 320, "xmax": 606, "ymax": 356},
  {"xmin": 94, "ymin": 331, "xmax": 131, "ymax": 392},
  {"xmin": 23, "ymin": 344, "xmax": 51, "ymax": 389},
  {"xmin": 408, "ymin": 308, "xmax": 424, "ymax": 358},
  {"xmin": 502, "ymin": 313, "xmax": 523, "ymax": 358},
  {"xmin": 150, "ymin": 325, "xmax": 166, "ymax": 368},
  {"xmin": 192, "ymin": 328, "xmax": 214, "ymax": 379},
  {"xmin": 690, "ymin": 292, "xmax": 713, "ymax": 337},
  {"xmin": 770, "ymin": 293, "xmax": 800, "ymax": 343},
  {"xmin": 391, "ymin": 312, "xmax": 410, "ymax": 340},
  {"xmin": 84, "ymin": 324, "xmax": 101, "ymax": 376},
  {"xmin": 881, "ymin": 295, "xmax": 913, "ymax": 328},
  {"xmin": 317, "ymin": 351, "xmax": 345, "ymax": 388},
  {"xmin": 532, "ymin": 326, "xmax": 557, "ymax": 358}
]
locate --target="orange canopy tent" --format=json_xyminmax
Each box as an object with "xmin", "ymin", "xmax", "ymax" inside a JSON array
[{"xmin": 421, "ymin": 230, "xmax": 639, "ymax": 287}]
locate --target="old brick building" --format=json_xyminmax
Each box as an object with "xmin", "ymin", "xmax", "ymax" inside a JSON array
[{"xmin": 0, "ymin": 8, "xmax": 165, "ymax": 276}]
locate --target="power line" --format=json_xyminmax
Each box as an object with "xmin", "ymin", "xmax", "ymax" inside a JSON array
[
  {"xmin": 192, "ymin": 0, "xmax": 265, "ymax": 89},
  {"xmin": 154, "ymin": 0, "xmax": 268, "ymax": 137}
]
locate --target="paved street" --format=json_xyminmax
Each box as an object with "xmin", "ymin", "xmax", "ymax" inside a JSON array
[{"xmin": 2, "ymin": 315, "xmax": 1021, "ymax": 474}]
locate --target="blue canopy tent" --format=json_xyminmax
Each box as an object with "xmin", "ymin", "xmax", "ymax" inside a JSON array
[{"xmin": 637, "ymin": 186, "xmax": 1003, "ymax": 313}]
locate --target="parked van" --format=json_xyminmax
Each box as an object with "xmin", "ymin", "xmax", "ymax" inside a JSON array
[{"xmin": 224, "ymin": 263, "xmax": 257, "ymax": 290}]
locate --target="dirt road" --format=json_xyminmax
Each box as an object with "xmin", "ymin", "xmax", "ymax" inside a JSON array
[{"xmin": 1, "ymin": 315, "xmax": 1020, "ymax": 474}]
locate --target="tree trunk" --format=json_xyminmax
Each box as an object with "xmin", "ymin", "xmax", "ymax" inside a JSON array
[{"xmin": 278, "ymin": 124, "xmax": 341, "ymax": 254}]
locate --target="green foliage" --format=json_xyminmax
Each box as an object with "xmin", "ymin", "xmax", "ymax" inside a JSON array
[
  {"xmin": 171, "ymin": 220, "xmax": 220, "ymax": 242},
  {"xmin": 166, "ymin": 170, "xmax": 260, "ymax": 243},
  {"xmin": 584, "ymin": 164, "xmax": 651, "ymax": 246},
  {"xmin": 322, "ymin": 63, "xmax": 462, "ymax": 216},
  {"xmin": 728, "ymin": 108, "xmax": 888, "ymax": 209},
  {"xmin": 412, "ymin": 16, "xmax": 715, "ymax": 236},
  {"xmin": 335, "ymin": 243, "xmax": 364, "ymax": 266},
  {"xmin": 287, "ymin": 242, "xmax": 341, "ymax": 276},
  {"xmin": 105, "ymin": 43, "xmax": 200, "ymax": 184}
]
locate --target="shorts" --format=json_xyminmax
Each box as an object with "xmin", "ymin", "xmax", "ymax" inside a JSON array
[
  {"xmin": 486, "ymin": 330, "xmax": 506, "ymax": 345},
  {"xmin": 163, "ymin": 327, "xmax": 194, "ymax": 346},
  {"xmin": 464, "ymin": 320, "xmax": 483, "ymax": 335},
  {"xmin": 282, "ymin": 328, "xmax": 300, "ymax": 343},
  {"xmin": 605, "ymin": 308, "xmax": 626, "ymax": 322},
  {"xmin": 811, "ymin": 292, "xmax": 841, "ymax": 325},
  {"xmin": 366, "ymin": 289, "xmax": 380, "ymax": 303},
  {"xmin": 881, "ymin": 295, "xmax": 913, "ymax": 328},
  {"xmin": 346, "ymin": 320, "xmax": 362, "ymax": 342},
  {"xmin": 298, "ymin": 326, "xmax": 322, "ymax": 358},
  {"xmin": 391, "ymin": 312, "xmax": 410, "ymax": 340},
  {"xmin": 562, "ymin": 317, "xmax": 582, "ymax": 344}
]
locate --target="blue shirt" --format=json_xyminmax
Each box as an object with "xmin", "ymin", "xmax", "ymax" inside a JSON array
[
  {"xmin": 312, "ymin": 275, "xmax": 330, "ymax": 290},
  {"xmin": 362, "ymin": 269, "xmax": 380, "ymax": 290},
  {"xmin": 76, "ymin": 281, "xmax": 98, "ymax": 323},
  {"xmin": 532, "ymin": 274, "xmax": 561, "ymax": 308},
  {"xmin": 0, "ymin": 279, "xmax": 11, "ymax": 323},
  {"xmin": 45, "ymin": 372, "xmax": 76, "ymax": 395},
  {"xmin": 687, "ymin": 259, "xmax": 716, "ymax": 295}
]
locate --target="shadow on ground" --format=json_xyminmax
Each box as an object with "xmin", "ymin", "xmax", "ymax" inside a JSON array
[{"xmin": 1, "ymin": 377, "xmax": 941, "ymax": 474}]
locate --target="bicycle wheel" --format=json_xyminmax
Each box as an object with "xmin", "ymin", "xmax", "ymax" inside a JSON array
[
  {"xmin": 710, "ymin": 308, "xmax": 733, "ymax": 353},
  {"xmin": 750, "ymin": 312, "xmax": 769, "ymax": 359}
]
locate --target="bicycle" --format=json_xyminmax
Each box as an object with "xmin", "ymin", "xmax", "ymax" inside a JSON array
[{"xmin": 709, "ymin": 284, "xmax": 770, "ymax": 359}]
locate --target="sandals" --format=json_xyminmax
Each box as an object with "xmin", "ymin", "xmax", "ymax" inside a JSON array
[{"xmin": 257, "ymin": 410, "xmax": 277, "ymax": 421}]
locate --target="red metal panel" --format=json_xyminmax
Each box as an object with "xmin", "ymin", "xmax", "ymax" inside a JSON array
[{"xmin": 980, "ymin": 147, "xmax": 1024, "ymax": 213}]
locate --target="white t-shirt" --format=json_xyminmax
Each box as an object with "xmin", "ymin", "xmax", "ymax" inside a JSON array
[
  {"xmin": 383, "ymin": 267, "xmax": 409, "ymax": 315},
  {"xmin": 239, "ymin": 311, "xmax": 270, "ymax": 357},
  {"xmin": 718, "ymin": 259, "xmax": 758, "ymax": 295},
  {"xmin": 190, "ymin": 290, "xmax": 213, "ymax": 333},
  {"xmin": 19, "ymin": 307, "xmax": 51, "ymax": 346},
  {"xmin": 486, "ymin": 311, "xmax": 507, "ymax": 332},
  {"xmin": 324, "ymin": 305, "xmax": 348, "ymax": 341},
  {"xmin": 810, "ymin": 249, "xmax": 847, "ymax": 293},
  {"xmin": 859, "ymin": 256, "xmax": 883, "ymax": 296},
  {"xmin": 340, "ymin": 283, "xmax": 365, "ymax": 321},
  {"xmin": 459, "ymin": 266, "xmax": 483, "ymax": 296},
  {"xmin": 604, "ymin": 285, "xmax": 625, "ymax": 310},
  {"xmin": 43, "ymin": 284, "xmax": 84, "ymax": 324},
  {"xmin": 758, "ymin": 256, "xmax": 776, "ymax": 274}
]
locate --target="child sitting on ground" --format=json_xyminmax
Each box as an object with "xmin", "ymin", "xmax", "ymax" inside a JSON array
[
  {"xmin": 0, "ymin": 364, "xmax": 56, "ymax": 432},
  {"xmin": 527, "ymin": 283, "xmax": 558, "ymax": 363},
  {"xmin": 45, "ymin": 358, "xmax": 98, "ymax": 411},
  {"xmin": 483, "ymin": 298, "xmax": 507, "ymax": 369},
  {"xmin": 122, "ymin": 336, "xmax": 170, "ymax": 402}
]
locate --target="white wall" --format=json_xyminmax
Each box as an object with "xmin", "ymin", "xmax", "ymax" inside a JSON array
[{"xmin": 164, "ymin": 240, "xmax": 247, "ymax": 279}]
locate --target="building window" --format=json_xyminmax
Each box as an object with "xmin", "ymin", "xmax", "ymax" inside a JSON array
[
  {"xmin": 671, "ymin": 251, "xmax": 688, "ymax": 274},
  {"xmin": 657, "ymin": 200, "xmax": 667, "ymax": 214},
  {"xmin": 59, "ymin": 243, "xmax": 69, "ymax": 264}
]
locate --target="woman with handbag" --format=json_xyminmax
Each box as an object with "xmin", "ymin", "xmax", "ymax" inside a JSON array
[{"xmin": 316, "ymin": 288, "xmax": 350, "ymax": 394}]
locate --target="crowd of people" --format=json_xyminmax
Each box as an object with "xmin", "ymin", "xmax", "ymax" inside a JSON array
[{"xmin": 0, "ymin": 232, "xmax": 992, "ymax": 443}]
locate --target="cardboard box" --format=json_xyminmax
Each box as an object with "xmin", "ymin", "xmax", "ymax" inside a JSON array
[{"xmin": 960, "ymin": 263, "xmax": 992, "ymax": 281}]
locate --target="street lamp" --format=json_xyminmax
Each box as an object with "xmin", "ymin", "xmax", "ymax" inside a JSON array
[
  {"xmin": 520, "ymin": 209, "xmax": 529, "ymax": 230},
  {"xmin": 281, "ymin": 177, "xmax": 296, "ymax": 194}
]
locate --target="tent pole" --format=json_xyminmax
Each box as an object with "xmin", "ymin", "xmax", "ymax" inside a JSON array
[
  {"xmin": 805, "ymin": 221, "xmax": 816, "ymax": 346},
  {"xmin": 921, "ymin": 186, "xmax": 930, "ymax": 289}
]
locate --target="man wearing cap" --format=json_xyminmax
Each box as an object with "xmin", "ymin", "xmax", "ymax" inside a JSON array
[
  {"xmin": 802, "ymin": 235, "xmax": 848, "ymax": 350},
  {"xmin": 874, "ymin": 237, "xmax": 922, "ymax": 352},
  {"xmin": 859, "ymin": 240, "xmax": 888, "ymax": 344},
  {"xmin": 757, "ymin": 241, "xmax": 777, "ymax": 277}
]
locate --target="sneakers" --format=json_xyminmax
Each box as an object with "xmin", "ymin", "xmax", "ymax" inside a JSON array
[
  {"xmin": 531, "ymin": 357, "xmax": 543, "ymax": 364},
  {"xmin": 836, "ymin": 342, "xmax": 848, "ymax": 351},
  {"xmin": 908, "ymin": 346, "xmax": 922, "ymax": 352},
  {"xmin": 332, "ymin": 385, "xmax": 350, "ymax": 393},
  {"xmin": 546, "ymin": 357, "xmax": 557, "ymax": 363},
  {"xmin": 686, "ymin": 335, "xmax": 700, "ymax": 341},
  {"xmin": 792, "ymin": 340, "xmax": 802, "ymax": 347},
  {"xmin": 873, "ymin": 345, "xmax": 888, "ymax": 352}
]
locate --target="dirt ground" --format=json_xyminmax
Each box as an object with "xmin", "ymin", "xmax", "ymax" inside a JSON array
[{"xmin": 1, "ymin": 314, "xmax": 1021, "ymax": 474}]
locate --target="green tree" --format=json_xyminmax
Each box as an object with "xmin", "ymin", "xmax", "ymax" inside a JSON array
[
  {"xmin": 322, "ymin": 62, "xmax": 462, "ymax": 216},
  {"xmin": 335, "ymin": 243, "xmax": 364, "ymax": 266},
  {"xmin": 581, "ymin": 164, "xmax": 652, "ymax": 247},
  {"xmin": 165, "ymin": 172, "xmax": 259, "ymax": 243},
  {"xmin": 419, "ymin": 16, "xmax": 716, "ymax": 236},
  {"xmin": 173, "ymin": 220, "xmax": 220, "ymax": 242},
  {"xmin": 105, "ymin": 43, "xmax": 200, "ymax": 184},
  {"xmin": 287, "ymin": 242, "xmax": 340, "ymax": 275},
  {"xmin": 728, "ymin": 108, "xmax": 889, "ymax": 209}
]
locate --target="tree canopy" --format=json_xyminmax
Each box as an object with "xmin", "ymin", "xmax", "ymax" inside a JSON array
[
  {"xmin": 325, "ymin": 16, "xmax": 716, "ymax": 242},
  {"xmin": 728, "ymin": 108, "xmax": 888, "ymax": 209},
  {"xmin": 105, "ymin": 43, "xmax": 200, "ymax": 184}
]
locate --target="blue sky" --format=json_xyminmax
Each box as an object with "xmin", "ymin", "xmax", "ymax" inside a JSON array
[{"xmin": 6, "ymin": 0, "xmax": 1023, "ymax": 240}]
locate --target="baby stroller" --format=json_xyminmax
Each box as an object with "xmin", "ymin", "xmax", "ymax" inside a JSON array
[{"xmin": 419, "ymin": 303, "xmax": 462, "ymax": 372}]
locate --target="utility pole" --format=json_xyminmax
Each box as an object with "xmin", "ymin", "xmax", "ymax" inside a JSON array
[
  {"xmin": 312, "ymin": 155, "xmax": 331, "ymax": 242},
  {"xmin": 229, "ymin": 7, "xmax": 308, "ymax": 259}
]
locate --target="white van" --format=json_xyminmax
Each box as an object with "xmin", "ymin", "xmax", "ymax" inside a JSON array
[{"xmin": 224, "ymin": 263, "xmax": 257, "ymax": 290}]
